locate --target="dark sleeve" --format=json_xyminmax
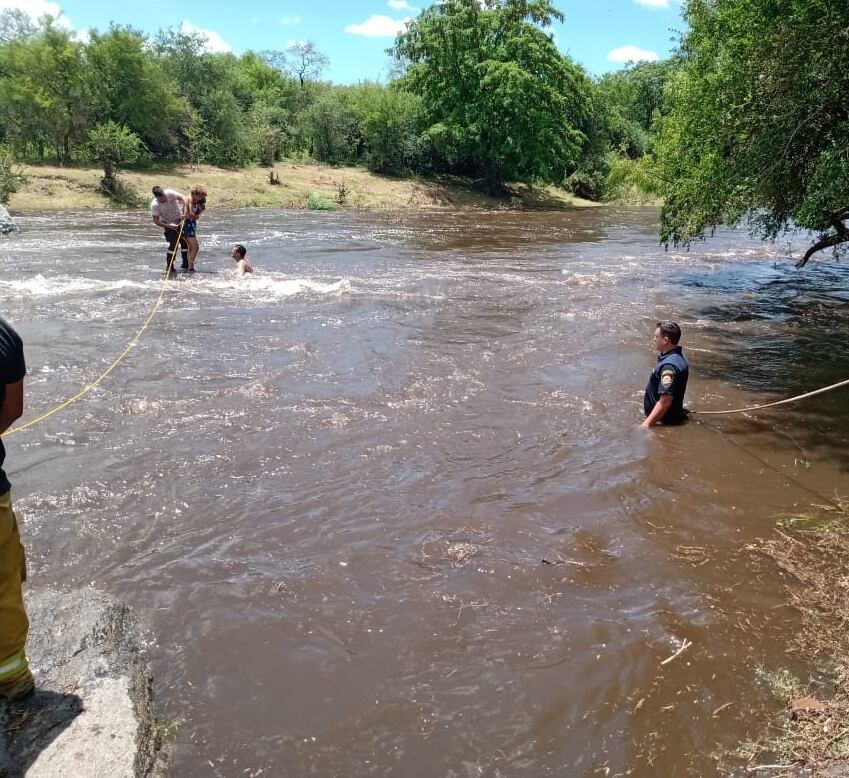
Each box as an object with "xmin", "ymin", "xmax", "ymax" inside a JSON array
[
  {"xmin": 657, "ymin": 365, "xmax": 679, "ymax": 396},
  {"xmin": 0, "ymin": 320, "xmax": 26, "ymax": 385}
]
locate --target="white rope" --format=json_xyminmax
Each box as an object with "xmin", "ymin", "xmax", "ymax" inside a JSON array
[{"xmin": 695, "ymin": 377, "xmax": 849, "ymax": 415}]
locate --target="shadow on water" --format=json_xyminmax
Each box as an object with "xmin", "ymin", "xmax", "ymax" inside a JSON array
[{"xmin": 682, "ymin": 260, "xmax": 849, "ymax": 471}]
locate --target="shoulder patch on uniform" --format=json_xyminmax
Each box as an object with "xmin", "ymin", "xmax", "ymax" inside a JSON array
[{"xmin": 660, "ymin": 370, "xmax": 675, "ymax": 388}]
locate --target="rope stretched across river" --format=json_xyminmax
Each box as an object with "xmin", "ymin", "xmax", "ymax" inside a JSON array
[
  {"xmin": 3, "ymin": 236, "xmax": 848, "ymax": 433},
  {"xmin": 694, "ymin": 376, "xmax": 849, "ymax": 415},
  {"xmin": 1, "ymin": 222, "xmax": 185, "ymax": 439}
]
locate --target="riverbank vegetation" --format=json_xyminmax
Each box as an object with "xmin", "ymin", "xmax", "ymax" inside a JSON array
[
  {"xmin": 737, "ymin": 499, "xmax": 849, "ymax": 773},
  {"xmin": 0, "ymin": 1, "xmax": 671, "ymax": 210},
  {"xmin": 2, "ymin": 0, "xmax": 844, "ymax": 260},
  {"xmin": 655, "ymin": 0, "xmax": 849, "ymax": 265}
]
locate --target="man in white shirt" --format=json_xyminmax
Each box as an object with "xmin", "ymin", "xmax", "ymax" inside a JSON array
[{"xmin": 150, "ymin": 185, "xmax": 189, "ymax": 274}]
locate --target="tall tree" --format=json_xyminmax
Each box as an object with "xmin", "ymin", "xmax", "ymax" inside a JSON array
[
  {"xmin": 0, "ymin": 17, "xmax": 91, "ymax": 161},
  {"xmin": 86, "ymin": 26, "xmax": 183, "ymax": 155},
  {"xmin": 393, "ymin": 0, "xmax": 590, "ymax": 194},
  {"xmin": 656, "ymin": 0, "xmax": 849, "ymax": 267},
  {"xmin": 598, "ymin": 59, "xmax": 678, "ymax": 158},
  {"xmin": 285, "ymin": 40, "xmax": 329, "ymax": 87},
  {"xmin": 0, "ymin": 9, "xmax": 36, "ymax": 45}
]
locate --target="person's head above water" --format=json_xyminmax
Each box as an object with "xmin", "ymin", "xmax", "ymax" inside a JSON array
[
  {"xmin": 232, "ymin": 244, "xmax": 246, "ymax": 260},
  {"xmin": 653, "ymin": 321, "xmax": 682, "ymax": 354}
]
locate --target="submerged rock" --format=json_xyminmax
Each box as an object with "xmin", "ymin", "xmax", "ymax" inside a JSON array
[
  {"xmin": 0, "ymin": 588, "xmax": 167, "ymax": 777},
  {"xmin": 0, "ymin": 205, "xmax": 17, "ymax": 234}
]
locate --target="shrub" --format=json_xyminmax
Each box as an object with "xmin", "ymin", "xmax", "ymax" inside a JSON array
[
  {"xmin": 88, "ymin": 122, "xmax": 143, "ymax": 193},
  {"xmin": 565, "ymin": 171, "xmax": 602, "ymax": 201},
  {"xmin": 0, "ymin": 144, "xmax": 27, "ymax": 204},
  {"xmin": 306, "ymin": 191, "xmax": 340, "ymax": 211}
]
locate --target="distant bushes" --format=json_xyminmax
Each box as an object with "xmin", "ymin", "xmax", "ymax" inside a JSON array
[
  {"xmin": 0, "ymin": 144, "xmax": 26, "ymax": 204},
  {"xmin": 0, "ymin": 14, "xmax": 678, "ymax": 201}
]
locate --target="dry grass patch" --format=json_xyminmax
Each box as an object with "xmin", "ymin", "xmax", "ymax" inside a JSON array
[
  {"xmin": 8, "ymin": 161, "xmax": 596, "ymax": 213},
  {"xmin": 738, "ymin": 498, "xmax": 849, "ymax": 775}
]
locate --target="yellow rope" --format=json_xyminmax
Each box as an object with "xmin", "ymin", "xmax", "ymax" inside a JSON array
[
  {"xmin": 2, "ymin": 221, "xmax": 186, "ymax": 439},
  {"xmin": 694, "ymin": 377, "xmax": 849, "ymax": 415}
]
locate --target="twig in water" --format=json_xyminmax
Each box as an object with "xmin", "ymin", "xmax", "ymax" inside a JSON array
[{"xmin": 660, "ymin": 638, "xmax": 693, "ymax": 666}]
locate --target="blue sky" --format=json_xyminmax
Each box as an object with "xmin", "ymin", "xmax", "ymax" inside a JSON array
[{"xmin": 8, "ymin": 0, "xmax": 685, "ymax": 83}]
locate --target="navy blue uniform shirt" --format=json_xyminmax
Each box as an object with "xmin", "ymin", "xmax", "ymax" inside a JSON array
[
  {"xmin": 644, "ymin": 346, "xmax": 688, "ymax": 423},
  {"xmin": 0, "ymin": 317, "xmax": 26, "ymax": 495}
]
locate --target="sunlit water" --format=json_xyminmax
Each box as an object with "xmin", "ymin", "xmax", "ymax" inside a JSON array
[{"xmin": 3, "ymin": 207, "xmax": 849, "ymax": 775}]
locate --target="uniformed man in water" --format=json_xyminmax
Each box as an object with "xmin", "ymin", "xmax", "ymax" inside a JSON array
[{"xmin": 641, "ymin": 321, "xmax": 689, "ymax": 428}]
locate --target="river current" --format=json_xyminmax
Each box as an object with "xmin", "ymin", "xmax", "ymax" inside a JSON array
[{"xmin": 3, "ymin": 207, "xmax": 849, "ymax": 775}]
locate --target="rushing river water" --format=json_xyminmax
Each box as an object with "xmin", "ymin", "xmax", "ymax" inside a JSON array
[{"xmin": 3, "ymin": 207, "xmax": 849, "ymax": 776}]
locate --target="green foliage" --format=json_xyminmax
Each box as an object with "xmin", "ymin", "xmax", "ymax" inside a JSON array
[
  {"xmin": 0, "ymin": 18, "xmax": 90, "ymax": 162},
  {"xmin": 604, "ymin": 153, "xmax": 663, "ymax": 203},
  {"xmin": 105, "ymin": 177, "xmax": 144, "ymax": 208},
  {"xmin": 597, "ymin": 59, "xmax": 677, "ymax": 157},
  {"xmin": 0, "ymin": 143, "xmax": 26, "ymax": 203},
  {"xmin": 88, "ymin": 121, "xmax": 142, "ymax": 167},
  {"xmin": 88, "ymin": 121, "xmax": 142, "ymax": 195},
  {"xmin": 394, "ymin": 0, "xmax": 591, "ymax": 193},
  {"xmin": 0, "ymin": 7, "xmax": 677, "ymax": 198},
  {"xmin": 565, "ymin": 170, "xmax": 601, "ymax": 201},
  {"xmin": 198, "ymin": 87, "xmax": 254, "ymax": 167},
  {"xmin": 347, "ymin": 83, "xmax": 424, "ymax": 174},
  {"xmin": 307, "ymin": 90, "xmax": 361, "ymax": 165},
  {"xmin": 656, "ymin": 0, "xmax": 849, "ymax": 265},
  {"xmin": 0, "ymin": 9, "xmax": 36, "ymax": 44},
  {"xmin": 307, "ymin": 191, "xmax": 340, "ymax": 211},
  {"xmin": 85, "ymin": 26, "xmax": 183, "ymax": 156},
  {"xmin": 248, "ymin": 100, "xmax": 288, "ymax": 167}
]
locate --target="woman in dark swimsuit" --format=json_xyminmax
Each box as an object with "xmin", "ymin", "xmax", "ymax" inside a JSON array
[{"xmin": 183, "ymin": 184, "xmax": 207, "ymax": 272}]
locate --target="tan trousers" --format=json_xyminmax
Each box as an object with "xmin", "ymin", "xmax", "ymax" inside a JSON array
[{"xmin": 0, "ymin": 490, "xmax": 29, "ymax": 681}]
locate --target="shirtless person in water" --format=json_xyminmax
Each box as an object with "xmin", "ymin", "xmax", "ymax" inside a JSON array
[{"xmin": 231, "ymin": 244, "xmax": 253, "ymax": 275}]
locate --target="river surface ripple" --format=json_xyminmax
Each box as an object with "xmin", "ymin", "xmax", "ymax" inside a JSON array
[{"xmin": 3, "ymin": 207, "xmax": 849, "ymax": 776}]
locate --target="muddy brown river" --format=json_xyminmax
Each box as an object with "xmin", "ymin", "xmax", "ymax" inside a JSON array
[{"xmin": 3, "ymin": 207, "xmax": 849, "ymax": 775}]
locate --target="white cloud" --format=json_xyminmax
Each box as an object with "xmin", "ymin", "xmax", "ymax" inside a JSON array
[
  {"xmin": 0, "ymin": 0, "xmax": 72, "ymax": 29},
  {"xmin": 607, "ymin": 45, "xmax": 659, "ymax": 63},
  {"xmin": 181, "ymin": 21, "xmax": 232, "ymax": 53},
  {"xmin": 279, "ymin": 14, "xmax": 301, "ymax": 25},
  {"xmin": 345, "ymin": 14, "xmax": 408, "ymax": 37},
  {"xmin": 388, "ymin": 0, "xmax": 411, "ymax": 9}
]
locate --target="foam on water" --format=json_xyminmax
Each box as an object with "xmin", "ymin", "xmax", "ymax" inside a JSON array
[
  {"xmin": 177, "ymin": 272, "xmax": 352, "ymax": 300},
  {"xmin": 0, "ymin": 274, "xmax": 151, "ymax": 297}
]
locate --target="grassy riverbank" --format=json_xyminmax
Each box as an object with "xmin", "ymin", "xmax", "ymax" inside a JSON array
[
  {"xmin": 737, "ymin": 499, "xmax": 849, "ymax": 774},
  {"xmin": 7, "ymin": 161, "xmax": 600, "ymax": 213}
]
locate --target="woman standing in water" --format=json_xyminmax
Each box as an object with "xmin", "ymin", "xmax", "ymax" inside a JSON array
[{"xmin": 183, "ymin": 184, "xmax": 207, "ymax": 272}]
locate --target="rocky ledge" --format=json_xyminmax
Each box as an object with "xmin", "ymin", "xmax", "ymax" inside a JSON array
[
  {"xmin": 0, "ymin": 205, "xmax": 17, "ymax": 234},
  {"xmin": 0, "ymin": 588, "xmax": 166, "ymax": 777}
]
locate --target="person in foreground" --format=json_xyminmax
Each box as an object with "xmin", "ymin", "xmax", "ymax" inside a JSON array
[
  {"xmin": 150, "ymin": 185, "xmax": 189, "ymax": 274},
  {"xmin": 641, "ymin": 321, "xmax": 689, "ymax": 428},
  {"xmin": 0, "ymin": 316, "xmax": 33, "ymax": 701},
  {"xmin": 231, "ymin": 244, "xmax": 253, "ymax": 275}
]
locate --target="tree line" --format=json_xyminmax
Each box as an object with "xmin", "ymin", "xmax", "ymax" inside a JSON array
[
  {"xmin": 0, "ymin": 1, "xmax": 673, "ymax": 202},
  {"xmin": 5, "ymin": 0, "xmax": 839, "ymax": 262}
]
